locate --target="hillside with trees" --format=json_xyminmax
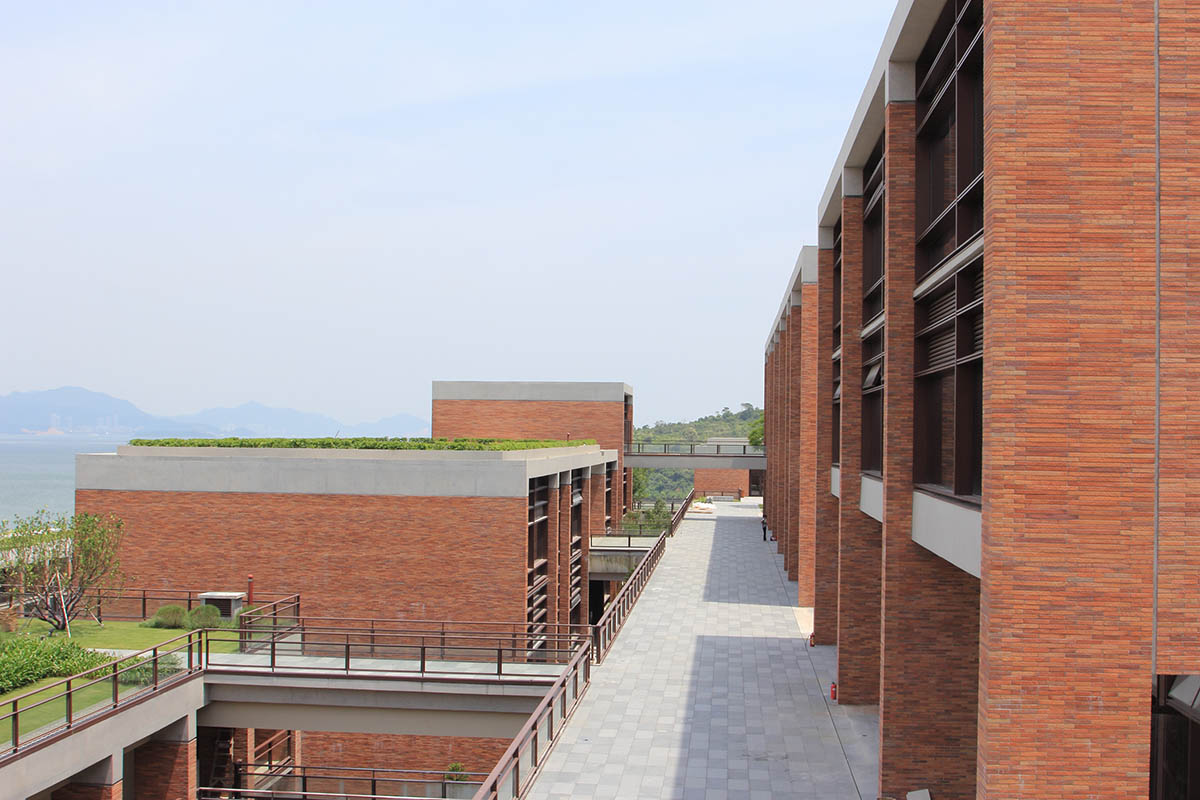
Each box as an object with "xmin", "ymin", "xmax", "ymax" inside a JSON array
[{"xmin": 631, "ymin": 404, "xmax": 763, "ymax": 501}]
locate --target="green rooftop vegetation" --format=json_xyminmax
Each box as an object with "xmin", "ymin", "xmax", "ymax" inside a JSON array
[{"xmin": 127, "ymin": 437, "xmax": 597, "ymax": 450}]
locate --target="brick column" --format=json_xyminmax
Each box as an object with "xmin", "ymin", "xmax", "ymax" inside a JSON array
[
  {"xmin": 557, "ymin": 476, "xmax": 571, "ymax": 627},
  {"xmin": 876, "ymin": 83, "xmax": 979, "ymax": 800},
  {"xmin": 53, "ymin": 781, "xmax": 122, "ymax": 800},
  {"xmin": 979, "ymin": 3, "xmax": 1157, "ymax": 797},
  {"xmin": 764, "ymin": 347, "xmax": 774, "ymax": 536},
  {"xmin": 809, "ymin": 239, "xmax": 840, "ymax": 642},
  {"xmin": 134, "ymin": 738, "xmax": 196, "ymax": 800},
  {"xmin": 795, "ymin": 266, "xmax": 818, "ymax": 607},
  {"xmin": 786, "ymin": 297, "xmax": 804, "ymax": 582},
  {"xmin": 776, "ymin": 321, "xmax": 788, "ymax": 557},
  {"xmin": 546, "ymin": 473, "xmax": 560, "ymax": 627},
  {"xmin": 586, "ymin": 468, "xmax": 604, "ymax": 624},
  {"xmin": 836, "ymin": 181, "xmax": 881, "ymax": 705}
]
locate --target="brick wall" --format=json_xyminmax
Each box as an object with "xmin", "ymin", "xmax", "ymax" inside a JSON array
[
  {"xmin": 978, "ymin": 1, "xmax": 1157, "ymax": 796},
  {"xmin": 133, "ymin": 738, "xmax": 196, "ymax": 800},
  {"xmin": 300, "ymin": 731, "xmax": 511, "ymax": 792},
  {"xmin": 432, "ymin": 398, "xmax": 626, "ymax": 516},
  {"xmin": 75, "ymin": 491, "xmax": 528, "ymax": 624},
  {"xmin": 786, "ymin": 302, "xmax": 804, "ymax": 582},
  {"xmin": 1152, "ymin": 0, "xmax": 1200, "ymax": 674},
  {"xmin": 835, "ymin": 193, "xmax": 881, "ymax": 705},
  {"xmin": 876, "ymin": 100, "xmax": 980, "ymax": 800},
  {"xmin": 51, "ymin": 783, "xmax": 122, "ymax": 800},
  {"xmin": 808, "ymin": 252, "xmax": 839, "ymax": 640},
  {"xmin": 693, "ymin": 469, "xmax": 749, "ymax": 498}
]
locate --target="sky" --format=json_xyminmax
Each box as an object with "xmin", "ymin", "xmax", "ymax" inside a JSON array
[{"xmin": 1, "ymin": 1, "xmax": 897, "ymax": 426}]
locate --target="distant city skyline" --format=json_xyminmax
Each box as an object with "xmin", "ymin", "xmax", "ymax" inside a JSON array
[{"xmin": 0, "ymin": 2, "xmax": 897, "ymax": 425}]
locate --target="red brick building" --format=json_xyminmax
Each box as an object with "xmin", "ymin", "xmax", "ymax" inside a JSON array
[
  {"xmin": 432, "ymin": 381, "xmax": 633, "ymax": 520},
  {"xmin": 74, "ymin": 441, "xmax": 617, "ymax": 793},
  {"xmin": 763, "ymin": 1, "xmax": 1199, "ymax": 798}
]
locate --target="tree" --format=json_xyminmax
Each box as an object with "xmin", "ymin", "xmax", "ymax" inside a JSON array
[
  {"xmin": 631, "ymin": 467, "xmax": 648, "ymax": 501},
  {"xmin": 3, "ymin": 511, "xmax": 125, "ymax": 632},
  {"xmin": 748, "ymin": 412, "xmax": 764, "ymax": 446}
]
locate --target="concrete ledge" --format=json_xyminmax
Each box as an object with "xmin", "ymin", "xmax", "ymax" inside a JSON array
[
  {"xmin": 623, "ymin": 454, "xmax": 766, "ymax": 470},
  {"xmin": 859, "ymin": 475, "xmax": 883, "ymax": 522},
  {"xmin": 433, "ymin": 381, "xmax": 632, "ymax": 402},
  {"xmin": 911, "ymin": 491, "xmax": 982, "ymax": 578},
  {"xmin": 78, "ymin": 447, "xmax": 616, "ymax": 498}
]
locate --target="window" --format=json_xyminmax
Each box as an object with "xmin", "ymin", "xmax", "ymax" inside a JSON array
[
  {"xmin": 914, "ymin": 259, "xmax": 983, "ymax": 500},
  {"xmin": 861, "ymin": 330, "xmax": 885, "ymax": 474},
  {"xmin": 915, "ymin": 0, "xmax": 984, "ymax": 279}
]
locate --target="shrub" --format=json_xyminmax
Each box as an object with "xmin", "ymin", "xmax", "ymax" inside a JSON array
[
  {"xmin": 142, "ymin": 604, "xmax": 188, "ymax": 629},
  {"xmin": 187, "ymin": 604, "xmax": 221, "ymax": 629},
  {"xmin": 445, "ymin": 762, "xmax": 469, "ymax": 781},
  {"xmin": 117, "ymin": 653, "xmax": 183, "ymax": 687},
  {"xmin": 0, "ymin": 635, "xmax": 110, "ymax": 693}
]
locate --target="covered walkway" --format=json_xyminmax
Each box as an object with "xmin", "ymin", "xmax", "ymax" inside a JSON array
[{"xmin": 528, "ymin": 502, "xmax": 878, "ymax": 799}]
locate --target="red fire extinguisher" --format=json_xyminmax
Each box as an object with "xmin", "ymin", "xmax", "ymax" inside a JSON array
[
  {"xmin": 808, "ymin": 632, "xmax": 815, "ymax": 647},
  {"xmin": 830, "ymin": 682, "xmax": 838, "ymax": 701}
]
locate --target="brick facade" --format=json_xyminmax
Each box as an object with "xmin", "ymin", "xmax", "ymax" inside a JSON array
[
  {"xmin": 978, "ymin": 1, "xmax": 1158, "ymax": 796},
  {"xmin": 808, "ymin": 251, "xmax": 838, "ymax": 640},
  {"xmin": 835, "ymin": 193, "xmax": 881, "ymax": 705},
  {"xmin": 693, "ymin": 469, "xmax": 749, "ymax": 499},
  {"xmin": 51, "ymin": 783, "xmax": 122, "ymax": 800},
  {"xmin": 432, "ymin": 399, "xmax": 627, "ymax": 515},
  {"xmin": 76, "ymin": 490, "xmax": 529, "ymax": 624},
  {"xmin": 876, "ymin": 100, "xmax": 980, "ymax": 800},
  {"xmin": 1152, "ymin": 0, "xmax": 1200, "ymax": 674},
  {"xmin": 133, "ymin": 738, "xmax": 196, "ymax": 800},
  {"xmin": 785, "ymin": 302, "xmax": 804, "ymax": 582},
  {"xmin": 300, "ymin": 731, "xmax": 512, "ymax": 791}
]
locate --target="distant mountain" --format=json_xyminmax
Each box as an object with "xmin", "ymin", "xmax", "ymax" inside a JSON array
[
  {"xmin": 0, "ymin": 387, "xmax": 429, "ymax": 439},
  {"xmin": 173, "ymin": 402, "xmax": 344, "ymax": 438},
  {"xmin": 343, "ymin": 413, "xmax": 430, "ymax": 437}
]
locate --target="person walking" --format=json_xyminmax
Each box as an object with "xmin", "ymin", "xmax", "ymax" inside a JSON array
[{"xmin": 761, "ymin": 517, "xmax": 768, "ymax": 541}]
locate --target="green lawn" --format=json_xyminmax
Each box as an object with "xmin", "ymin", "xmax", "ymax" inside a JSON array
[{"xmin": 0, "ymin": 619, "xmax": 248, "ymax": 748}]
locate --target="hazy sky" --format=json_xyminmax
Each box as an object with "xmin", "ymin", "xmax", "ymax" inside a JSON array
[{"xmin": 1, "ymin": 1, "xmax": 895, "ymax": 425}]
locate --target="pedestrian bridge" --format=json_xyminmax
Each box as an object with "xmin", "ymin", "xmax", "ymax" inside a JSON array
[{"xmin": 624, "ymin": 441, "xmax": 766, "ymax": 470}]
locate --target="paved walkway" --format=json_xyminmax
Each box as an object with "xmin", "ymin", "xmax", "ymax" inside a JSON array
[{"xmin": 528, "ymin": 502, "xmax": 878, "ymax": 800}]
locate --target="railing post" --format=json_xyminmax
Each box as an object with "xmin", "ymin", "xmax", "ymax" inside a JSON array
[
  {"xmin": 141, "ymin": 589, "xmax": 147, "ymax": 620},
  {"xmin": 420, "ymin": 644, "xmax": 426, "ymax": 675},
  {"xmin": 152, "ymin": 647, "xmax": 159, "ymax": 688},
  {"xmin": 112, "ymin": 662, "xmax": 119, "ymax": 706},
  {"xmin": 370, "ymin": 619, "xmax": 376, "ymax": 658},
  {"xmin": 65, "ymin": 678, "xmax": 72, "ymax": 726},
  {"xmin": 497, "ymin": 646, "xmax": 503, "ymax": 676},
  {"xmin": 11, "ymin": 698, "xmax": 18, "ymax": 750},
  {"xmin": 344, "ymin": 636, "xmax": 350, "ymax": 672},
  {"xmin": 270, "ymin": 637, "xmax": 276, "ymax": 670}
]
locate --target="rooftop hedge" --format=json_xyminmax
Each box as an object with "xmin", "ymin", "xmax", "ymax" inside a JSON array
[{"xmin": 127, "ymin": 437, "xmax": 596, "ymax": 451}]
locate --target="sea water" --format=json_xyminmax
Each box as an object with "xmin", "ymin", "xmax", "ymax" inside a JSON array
[{"xmin": 0, "ymin": 436, "xmax": 128, "ymax": 523}]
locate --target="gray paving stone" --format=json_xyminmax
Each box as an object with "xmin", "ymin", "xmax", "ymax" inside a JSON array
[{"xmin": 526, "ymin": 503, "xmax": 878, "ymax": 799}]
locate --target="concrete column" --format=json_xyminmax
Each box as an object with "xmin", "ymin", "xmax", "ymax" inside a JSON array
[
  {"xmin": 776, "ymin": 321, "xmax": 788, "ymax": 557},
  {"xmin": 795, "ymin": 274, "xmax": 818, "ymax": 608},
  {"xmin": 836, "ymin": 172, "xmax": 881, "ymax": 705}
]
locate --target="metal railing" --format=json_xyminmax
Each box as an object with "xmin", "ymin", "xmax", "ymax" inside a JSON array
[
  {"xmin": 473, "ymin": 637, "xmax": 592, "ymax": 800},
  {"xmin": 590, "ymin": 532, "xmax": 659, "ymax": 549},
  {"xmin": 0, "ymin": 630, "xmax": 204, "ymax": 757},
  {"xmin": 693, "ymin": 488, "xmax": 745, "ymax": 500},
  {"xmin": 205, "ymin": 623, "xmax": 588, "ymax": 679},
  {"xmin": 200, "ymin": 791, "xmax": 465, "ymax": 800},
  {"xmin": 625, "ymin": 442, "xmax": 765, "ymax": 456},
  {"xmin": 0, "ymin": 584, "xmax": 295, "ymax": 623},
  {"xmin": 227, "ymin": 762, "xmax": 488, "ymax": 798}
]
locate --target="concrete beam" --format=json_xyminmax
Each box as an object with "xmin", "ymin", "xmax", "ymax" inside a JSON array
[{"xmin": 623, "ymin": 454, "xmax": 767, "ymax": 471}]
